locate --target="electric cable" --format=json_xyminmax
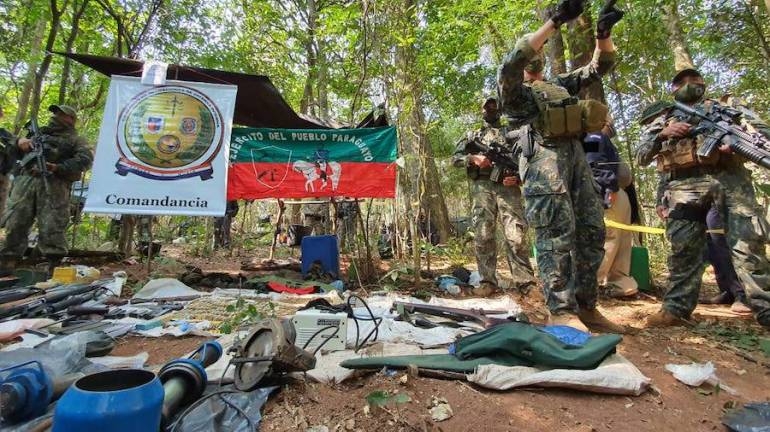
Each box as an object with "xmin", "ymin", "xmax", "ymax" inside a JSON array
[
  {"xmin": 346, "ymin": 294, "xmax": 382, "ymax": 352},
  {"xmin": 301, "ymin": 324, "xmax": 341, "ymax": 356}
]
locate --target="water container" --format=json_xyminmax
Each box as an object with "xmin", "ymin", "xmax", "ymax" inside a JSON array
[
  {"xmin": 53, "ymin": 369, "xmax": 164, "ymax": 432},
  {"xmin": 301, "ymin": 235, "xmax": 340, "ymax": 278},
  {"xmin": 630, "ymin": 246, "xmax": 651, "ymax": 292}
]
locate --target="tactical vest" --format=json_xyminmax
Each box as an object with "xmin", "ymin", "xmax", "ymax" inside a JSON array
[
  {"xmin": 527, "ymin": 80, "xmax": 608, "ymax": 138},
  {"xmin": 655, "ymin": 100, "xmax": 720, "ymax": 172}
]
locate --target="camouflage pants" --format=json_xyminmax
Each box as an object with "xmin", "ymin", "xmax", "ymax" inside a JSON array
[
  {"xmin": 0, "ymin": 175, "xmax": 71, "ymax": 257},
  {"xmin": 660, "ymin": 176, "xmax": 723, "ymax": 318},
  {"xmin": 470, "ymin": 178, "xmax": 531, "ymax": 286},
  {"xmin": 520, "ymin": 142, "xmax": 605, "ymax": 314},
  {"xmin": 716, "ymin": 169, "xmax": 770, "ymax": 326}
]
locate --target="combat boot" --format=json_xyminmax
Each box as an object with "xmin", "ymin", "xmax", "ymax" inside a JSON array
[
  {"xmin": 578, "ymin": 308, "xmax": 628, "ymax": 334},
  {"xmin": 0, "ymin": 257, "xmax": 18, "ymax": 277},
  {"xmin": 548, "ymin": 311, "xmax": 589, "ymax": 333},
  {"xmin": 644, "ymin": 309, "xmax": 688, "ymax": 328}
]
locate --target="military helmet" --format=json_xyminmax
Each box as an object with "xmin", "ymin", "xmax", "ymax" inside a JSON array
[
  {"xmin": 671, "ymin": 68, "xmax": 703, "ymax": 86},
  {"xmin": 49, "ymin": 104, "xmax": 77, "ymax": 120}
]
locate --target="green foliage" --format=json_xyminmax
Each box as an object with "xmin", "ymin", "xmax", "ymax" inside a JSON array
[
  {"xmin": 693, "ymin": 322, "xmax": 770, "ymax": 355},
  {"xmin": 218, "ymin": 296, "xmax": 276, "ymax": 334},
  {"xmin": 3, "ymin": 0, "xmax": 770, "ymax": 289}
]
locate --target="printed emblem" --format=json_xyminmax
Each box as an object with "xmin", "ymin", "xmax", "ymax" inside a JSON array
[
  {"xmin": 146, "ymin": 116, "xmax": 165, "ymax": 133},
  {"xmin": 116, "ymin": 85, "xmax": 225, "ymax": 181},
  {"xmin": 180, "ymin": 117, "xmax": 198, "ymax": 135}
]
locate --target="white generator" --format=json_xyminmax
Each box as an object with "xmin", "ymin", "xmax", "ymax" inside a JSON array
[{"xmin": 292, "ymin": 309, "xmax": 348, "ymax": 353}]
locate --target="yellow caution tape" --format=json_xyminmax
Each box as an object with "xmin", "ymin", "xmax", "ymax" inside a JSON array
[
  {"xmin": 603, "ymin": 218, "xmax": 725, "ymax": 235},
  {"xmin": 604, "ymin": 219, "xmax": 665, "ymax": 234}
]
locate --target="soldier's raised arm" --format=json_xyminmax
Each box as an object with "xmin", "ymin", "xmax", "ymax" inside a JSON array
[{"xmin": 553, "ymin": 0, "xmax": 623, "ymax": 95}]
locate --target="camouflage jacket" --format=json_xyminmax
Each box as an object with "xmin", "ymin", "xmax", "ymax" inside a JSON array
[
  {"xmin": 637, "ymin": 96, "xmax": 770, "ymax": 171},
  {"xmin": 452, "ymin": 122, "xmax": 516, "ymax": 177},
  {"xmin": 497, "ymin": 37, "xmax": 616, "ymax": 130},
  {"xmin": 10, "ymin": 123, "xmax": 93, "ymax": 180}
]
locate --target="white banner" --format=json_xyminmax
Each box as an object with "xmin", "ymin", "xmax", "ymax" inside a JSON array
[{"xmin": 84, "ymin": 76, "xmax": 237, "ymax": 216}]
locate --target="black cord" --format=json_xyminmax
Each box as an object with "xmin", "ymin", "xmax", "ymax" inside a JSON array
[
  {"xmin": 301, "ymin": 324, "xmax": 340, "ymax": 356},
  {"xmin": 346, "ymin": 294, "xmax": 382, "ymax": 352}
]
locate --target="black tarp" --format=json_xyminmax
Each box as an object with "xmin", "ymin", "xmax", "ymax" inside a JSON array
[{"xmin": 57, "ymin": 52, "xmax": 387, "ymax": 129}]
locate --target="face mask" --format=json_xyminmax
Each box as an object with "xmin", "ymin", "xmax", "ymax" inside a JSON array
[
  {"xmin": 673, "ymin": 83, "xmax": 705, "ymax": 103},
  {"xmin": 483, "ymin": 111, "xmax": 500, "ymax": 124}
]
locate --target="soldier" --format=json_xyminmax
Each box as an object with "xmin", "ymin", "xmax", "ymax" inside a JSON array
[
  {"xmin": 452, "ymin": 97, "xmax": 534, "ymax": 296},
  {"xmin": 637, "ymin": 69, "xmax": 731, "ymax": 326},
  {"xmin": 0, "ymin": 105, "xmax": 93, "ymax": 274},
  {"xmin": 710, "ymin": 89, "xmax": 770, "ymax": 326},
  {"xmin": 497, "ymin": 0, "xmax": 625, "ymax": 332}
]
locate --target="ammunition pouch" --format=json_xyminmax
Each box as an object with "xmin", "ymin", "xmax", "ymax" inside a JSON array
[
  {"xmin": 656, "ymin": 135, "xmax": 720, "ymax": 173},
  {"xmin": 528, "ymin": 81, "xmax": 609, "ymax": 139}
]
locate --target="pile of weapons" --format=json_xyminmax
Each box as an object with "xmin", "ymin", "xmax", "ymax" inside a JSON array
[{"xmin": 0, "ymin": 278, "xmax": 181, "ymax": 327}]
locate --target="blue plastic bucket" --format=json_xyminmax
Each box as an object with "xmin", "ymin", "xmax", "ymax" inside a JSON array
[{"xmin": 53, "ymin": 369, "xmax": 163, "ymax": 432}]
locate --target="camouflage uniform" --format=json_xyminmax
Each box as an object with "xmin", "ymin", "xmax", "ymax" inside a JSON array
[
  {"xmin": 711, "ymin": 97, "xmax": 770, "ymax": 326},
  {"xmin": 637, "ymin": 108, "xmax": 725, "ymax": 319},
  {"xmin": 497, "ymin": 37, "xmax": 615, "ymax": 314},
  {"xmin": 0, "ymin": 117, "xmax": 93, "ymax": 259},
  {"xmin": 302, "ymin": 201, "xmax": 329, "ymax": 236},
  {"xmin": 452, "ymin": 123, "xmax": 532, "ymax": 287}
]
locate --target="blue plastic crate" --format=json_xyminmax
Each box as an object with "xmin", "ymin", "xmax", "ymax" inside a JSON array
[{"xmin": 301, "ymin": 235, "xmax": 340, "ymax": 278}]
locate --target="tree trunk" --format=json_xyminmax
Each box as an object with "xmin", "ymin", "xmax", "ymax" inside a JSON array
[
  {"xmin": 537, "ymin": 6, "xmax": 567, "ymax": 74},
  {"xmin": 300, "ymin": 0, "xmax": 319, "ymax": 117},
  {"xmin": 743, "ymin": 2, "xmax": 770, "ymax": 65},
  {"xmin": 30, "ymin": 0, "xmax": 66, "ymax": 120},
  {"xmin": 661, "ymin": 1, "xmax": 695, "ymax": 71},
  {"xmin": 59, "ymin": 0, "xmax": 90, "ymax": 104},
  {"xmin": 317, "ymin": 37, "xmax": 329, "ymax": 121},
  {"xmin": 565, "ymin": 13, "xmax": 605, "ymax": 102},
  {"xmin": 392, "ymin": 0, "xmax": 452, "ymax": 245},
  {"xmin": 13, "ymin": 19, "xmax": 46, "ymax": 132}
]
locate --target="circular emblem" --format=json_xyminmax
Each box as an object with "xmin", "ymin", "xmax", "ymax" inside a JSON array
[{"xmin": 116, "ymin": 86, "xmax": 223, "ymax": 177}]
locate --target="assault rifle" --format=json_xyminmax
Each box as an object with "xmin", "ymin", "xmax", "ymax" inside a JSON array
[
  {"xmin": 672, "ymin": 100, "xmax": 770, "ymax": 170},
  {"xmin": 392, "ymin": 301, "xmax": 527, "ymax": 329},
  {"xmin": 16, "ymin": 118, "xmax": 50, "ymax": 191},
  {"xmin": 464, "ymin": 137, "xmax": 520, "ymax": 183}
]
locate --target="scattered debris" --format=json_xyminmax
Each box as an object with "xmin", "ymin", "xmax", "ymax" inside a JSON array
[
  {"xmin": 429, "ymin": 397, "xmax": 453, "ymax": 422},
  {"xmin": 665, "ymin": 362, "xmax": 738, "ymax": 395}
]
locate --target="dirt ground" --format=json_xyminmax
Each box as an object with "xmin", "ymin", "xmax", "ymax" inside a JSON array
[{"xmin": 107, "ymin": 248, "xmax": 770, "ymax": 432}]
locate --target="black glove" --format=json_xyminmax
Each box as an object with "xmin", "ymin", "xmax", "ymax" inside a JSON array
[
  {"xmin": 550, "ymin": 0, "xmax": 586, "ymax": 27},
  {"xmin": 596, "ymin": 0, "xmax": 624, "ymax": 39}
]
